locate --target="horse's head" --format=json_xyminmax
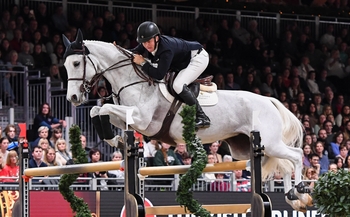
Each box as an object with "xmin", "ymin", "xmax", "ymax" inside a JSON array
[{"xmin": 63, "ymin": 29, "xmax": 96, "ymax": 106}]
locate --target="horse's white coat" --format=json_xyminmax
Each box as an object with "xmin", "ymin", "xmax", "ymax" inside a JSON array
[{"xmin": 64, "ymin": 40, "xmax": 311, "ymax": 211}]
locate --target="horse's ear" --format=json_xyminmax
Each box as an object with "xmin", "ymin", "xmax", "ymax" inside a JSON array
[
  {"xmin": 75, "ymin": 29, "xmax": 84, "ymax": 48},
  {"xmin": 62, "ymin": 34, "xmax": 71, "ymax": 48}
]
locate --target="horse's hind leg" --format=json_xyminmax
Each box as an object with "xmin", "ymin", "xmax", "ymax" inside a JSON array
[
  {"xmin": 90, "ymin": 106, "xmax": 124, "ymax": 149},
  {"xmin": 265, "ymin": 142, "xmax": 312, "ymax": 211}
]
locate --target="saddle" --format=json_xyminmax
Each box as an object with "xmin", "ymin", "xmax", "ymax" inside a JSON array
[
  {"xmin": 149, "ymin": 72, "xmax": 214, "ymax": 145},
  {"xmin": 164, "ymin": 71, "xmax": 214, "ymax": 101}
]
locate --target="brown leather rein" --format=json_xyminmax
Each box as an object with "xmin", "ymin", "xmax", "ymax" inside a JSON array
[{"xmin": 66, "ymin": 42, "xmax": 154, "ymax": 104}]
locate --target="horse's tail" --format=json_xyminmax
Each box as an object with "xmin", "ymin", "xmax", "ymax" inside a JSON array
[
  {"xmin": 262, "ymin": 97, "xmax": 303, "ymax": 180},
  {"xmin": 268, "ymin": 97, "xmax": 304, "ymax": 148}
]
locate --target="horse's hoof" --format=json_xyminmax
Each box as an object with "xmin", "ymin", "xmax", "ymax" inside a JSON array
[
  {"xmin": 289, "ymin": 200, "xmax": 307, "ymax": 213},
  {"xmin": 104, "ymin": 135, "xmax": 124, "ymax": 149},
  {"xmin": 306, "ymin": 194, "xmax": 313, "ymax": 207}
]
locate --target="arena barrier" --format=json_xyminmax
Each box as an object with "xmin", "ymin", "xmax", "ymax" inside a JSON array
[
  {"xmin": 123, "ymin": 130, "xmax": 272, "ymax": 217},
  {"xmin": 21, "ymin": 131, "xmax": 272, "ymax": 217}
]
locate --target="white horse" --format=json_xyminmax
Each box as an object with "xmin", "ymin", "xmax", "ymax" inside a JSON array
[{"xmin": 63, "ymin": 30, "xmax": 312, "ymax": 211}]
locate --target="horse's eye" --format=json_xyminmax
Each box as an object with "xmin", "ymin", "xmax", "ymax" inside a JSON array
[{"xmin": 73, "ymin": 61, "xmax": 80, "ymax": 67}]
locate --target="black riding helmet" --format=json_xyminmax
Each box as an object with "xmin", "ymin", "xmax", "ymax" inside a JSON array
[{"xmin": 136, "ymin": 21, "xmax": 160, "ymax": 43}]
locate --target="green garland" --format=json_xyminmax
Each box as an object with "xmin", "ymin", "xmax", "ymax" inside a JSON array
[
  {"xmin": 58, "ymin": 125, "xmax": 91, "ymax": 217},
  {"xmin": 176, "ymin": 105, "xmax": 211, "ymax": 217}
]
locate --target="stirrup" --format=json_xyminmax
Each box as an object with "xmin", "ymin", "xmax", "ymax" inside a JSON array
[{"xmin": 195, "ymin": 118, "xmax": 211, "ymax": 128}]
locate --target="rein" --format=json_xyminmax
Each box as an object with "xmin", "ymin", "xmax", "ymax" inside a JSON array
[{"xmin": 67, "ymin": 42, "xmax": 155, "ymax": 104}]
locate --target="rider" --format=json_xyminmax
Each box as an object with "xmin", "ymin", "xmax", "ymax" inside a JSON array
[{"xmin": 131, "ymin": 21, "xmax": 210, "ymax": 128}]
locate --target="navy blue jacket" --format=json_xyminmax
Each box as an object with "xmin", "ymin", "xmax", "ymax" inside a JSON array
[{"xmin": 131, "ymin": 35, "xmax": 202, "ymax": 80}]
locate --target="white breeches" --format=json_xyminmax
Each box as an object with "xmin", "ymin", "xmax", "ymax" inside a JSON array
[{"xmin": 173, "ymin": 49, "xmax": 209, "ymax": 94}]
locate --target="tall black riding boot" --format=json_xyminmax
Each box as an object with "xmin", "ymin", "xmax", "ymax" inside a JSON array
[{"xmin": 178, "ymin": 84, "xmax": 210, "ymax": 128}]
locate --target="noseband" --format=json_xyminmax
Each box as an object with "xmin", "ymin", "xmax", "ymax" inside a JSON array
[{"xmin": 67, "ymin": 43, "xmax": 154, "ymax": 102}]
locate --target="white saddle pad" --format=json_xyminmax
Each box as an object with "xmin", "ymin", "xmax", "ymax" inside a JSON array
[{"xmin": 159, "ymin": 83, "xmax": 218, "ymax": 106}]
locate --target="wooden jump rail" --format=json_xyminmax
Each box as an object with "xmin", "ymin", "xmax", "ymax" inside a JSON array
[
  {"xmin": 139, "ymin": 160, "xmax": 248, "ymax": 176},
  {"xmin": 23, "ymin": 161, "xmax": 123, "ymax": 177}
]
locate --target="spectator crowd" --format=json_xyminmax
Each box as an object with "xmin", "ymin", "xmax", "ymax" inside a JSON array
[{"xmin": 2, "ymin": 1, "xmax": 350, "ymax": 191}]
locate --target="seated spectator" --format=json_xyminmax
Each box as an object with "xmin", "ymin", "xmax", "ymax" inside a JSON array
[
  {"xmin": 234, "ymin": 169, "xmax": 251, "ymax": 192},
  {"xmin": 303, "ymin": 167, "xmax": 318, "ymax": 189},
  {"xmin": 50, "ymin": 127, "xmax": 62, "ymax": 147},
  {"xmin": 51, "ymin": 5, "xmax": 69, "ymax": 33},
  {"xmin": 31, "ymin": 43, "xmax": 51, "ymax": 75},
  {"xmin": 231, "ymin": 19, "xmax": 250, "ymax": 45},
  {"xmin": 29, "ymin": 31, "xmax": 47, "ymax": 53},
  {"xmin": 303, "ymin": 143, "xmax": 312, "ymax": 167},
  {"xmin": 46, "ymin": 33, "xmax": 61, "ymax": 55},
  {"xmin": 305, "ymin": 42, "xmax": 323, "ymax": 71},
  {"xmin": 17, "ymin": 41, "xmax": 35, "ymax": 69},
  {"xmin": 273, "ymin": 170, "xmax": 284, "ymax": 192},
  {"xmin": 328, "ymin": 163, "xmax": 338, "ymax": 173},
  {"xmin": 330, "ymin": 131, "xmax": 344, "ymax": 159},
  {"xmin": 343, "ymin": 155, "xmax": 350, "ymax": 171},
  {"xmin": 210, "ymin": 173, "xmax": 230, "ymax": 191},
  {"xmin": 306, "ymin": 71, "xmax": 320, "ymax": 94},
  {"xmin": 225, "ymin": 72, "xmax": 240, "ymax": 90},
  {"xmin": 338, "ymin": 144, "xmax": 348, "ymax": 164},
  {"xmin": 3, "ymin": 150, "xmax": 19, "ymax": 182},
  {"xmin": 55, "ymin": 138, "xmax": 72, "ymax": 166},
  {"xmin": 181, "ymin": 152, "xmax": 192, "ymax": 165},
  {"xmin": 298, "ymin": 56, "xmax": 314, "ymax": 81},
  {"xmin": 260, "ymin": 73, "xmax": 277, "ymax": 97},
  {"xmin": 324, "ymin": 49, "xmax": 348, "ymax": 79},
  {"xmin": 80, "ymin": 135, "xmax": 91, "ymax": 162},
  {"xmin": 0, "ymin": 137, "xmax": 9, "ymax": 163},
  {"xmin": 4, "ymin": 124, "xmax": 19, "ymax": 152},
  {"xmin": 33, "ymin": 103, "xmax": 66, "ymax": 139},
  {"xmin": 10, "ymin": 29, "xmax": 23, "ymax": 53},
  {"xmin": 29, "ymin": 146, "xmax": 47, "ymax": 184},
  {"xmin": 37, "ymin": 138, "xmax": 50, "ymax": 157},
  {"xmin": 108, "ymin": 150, "xmax": 124, "ymax": 184},
  {"xmin": 208, "ymin": 141, "xmax": 222, "ymax": 163},
  {"xmin": 334, "ymin": 156, "xmax": 344, "ymax": 169},
  {"xmin": 206, "ymin": 33, "xmax": 222, "ymax": 57},
  {"xmin": 153, "ymin": 142, "xmax": 181, "ymax": 166},
  {"xmin": 43, "ymin": 147, "xmax": 60, "ymax": 166},
  {"xmin": 280, "ymin": 31, "xmax": 298, "ymax": 64},
  {"xmin": 247, "ymin": 19, "xmax": 264, "ymax": 46},
  {"xmin": 314, "ymin": 141, "xmax": 329, "ymax": 175},
  {"xmin": 202, "ymin": 153, "xmax": 217, "ymax": 187},
  {"xmin": 1, "ymin": 38, "xmax": 12, "ymax": 63},
  {"xmin": 143, "ymin": 139, "xmax": 161, "ymax": 166},
  {"xmin": 0, "ymin": 153, "xmax": 8, "ymax": 182},
  {"xmin": 88, "ymin": 148, "xmax": 111, "ymax": 191},
  {"xmin": 213, "ymin": 73, "xmax": 225, "ymax": 90},
  {"xmin": 49, "ymin": 64, "xmax": 63, "ymax": 87},
  {"xmin": 319, "ymin": 24, "xmax": 335, "ymax": 51},
  {"xmin": 30, "ymin": 126, "xmax": 52, "ymax": 153},
  {"xmin": 174, "ymin": 143, "xmax": 187, "ymax": 165},
  {"xmin": 308, "ymin": 153, "xmax": 321, "ymax": 176},
  {"xmin": 221, "ymin": 37, "xmax": 240, "ymax": 68},
  {"xmin": 50, "ymin": 43, "xmax": 64, "ymax": 67}
]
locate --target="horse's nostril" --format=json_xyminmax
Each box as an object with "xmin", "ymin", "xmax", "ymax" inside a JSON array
[{"xmin": 71, "ymin": 94, "xmax": 78, "ymax": 101}]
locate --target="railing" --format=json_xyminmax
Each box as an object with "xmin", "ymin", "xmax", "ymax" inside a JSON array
[
  {"xmin": 0, "ymin": 175, "xmax": 316, "ymax": 192},
  {"xmin": 12, "ymin": 0, "xmax": 350, "ymax": 42}
]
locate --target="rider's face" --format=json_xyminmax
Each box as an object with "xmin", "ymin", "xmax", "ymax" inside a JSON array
[{"xmin": 142, "ymin": 36, "xmax": 158, "ymax": 53}]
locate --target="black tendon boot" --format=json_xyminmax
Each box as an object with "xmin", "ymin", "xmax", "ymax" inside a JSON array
[
  {"xmin": 178, "ymin": 84, "xmax": 210, "ymax": 128},
  {"xmin": 99, "ymin": 115, "xmax": 124, "ymax": 149}
]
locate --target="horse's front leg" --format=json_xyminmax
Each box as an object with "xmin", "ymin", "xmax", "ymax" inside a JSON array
[
  {"xmin": 92, "ymin": 104, "xmax": 146, "ymax": 149},
  {"xmin": 90, "ymin": 105, "xmax": 125, "ymax": 149}
]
